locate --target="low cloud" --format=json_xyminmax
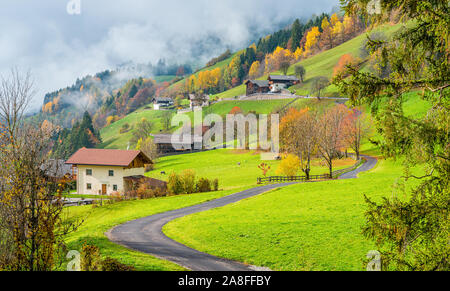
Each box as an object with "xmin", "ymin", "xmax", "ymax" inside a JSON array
[{"xmin": 0, "ymin": 0, "xmax": 339, "ymax": 111}]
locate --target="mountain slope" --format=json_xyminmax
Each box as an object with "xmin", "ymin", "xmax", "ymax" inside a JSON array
[{"xmin": 213, "ymin": 23, "xmax": 403, "ymax": 99}]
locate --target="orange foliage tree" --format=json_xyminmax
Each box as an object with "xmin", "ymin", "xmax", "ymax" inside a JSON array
[{"xmin": 333, "ymin": 54, "xmax": 360, "ymax": 78}]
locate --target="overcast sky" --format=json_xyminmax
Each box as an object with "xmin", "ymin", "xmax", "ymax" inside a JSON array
[{"xmin": 0, "ymin": 0, "xmax": 339, "ymax": 110}]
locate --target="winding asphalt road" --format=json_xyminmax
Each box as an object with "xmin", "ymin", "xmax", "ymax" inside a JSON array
[
  {"xmin": 339, "ymin": 155, "xmax": 377, "ymax": 179},
  {"xmin": 107, "ymin": 156, "xmax": 377, "ymax": 271}
]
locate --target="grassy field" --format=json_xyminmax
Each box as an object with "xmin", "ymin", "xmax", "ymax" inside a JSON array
[
  {"xmin": 154, "ymin": 75, "xmax": 177, "ymax": 83},
  {"xmin": 99, "ymin": 107, "xmax": 176, "ymax": 149},
  {"xmin": 163, "ymin": 157, "xmax": 423, "ymax": 271},
  {"xmin": 147, "ymin": 149, "xmax": 356, "ymax": 190}
]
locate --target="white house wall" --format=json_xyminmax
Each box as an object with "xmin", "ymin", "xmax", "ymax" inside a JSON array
[{"xmin": 76, "ymin": 165, "xmax": 144, "ymax": 195}]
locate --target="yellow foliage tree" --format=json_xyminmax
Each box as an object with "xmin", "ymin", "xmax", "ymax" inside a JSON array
[
  {"xmin": 333, "ymin": 21, "xmax": 344, "ymax": 43},
  {"xmin": 265, "ymin": 46, "xmax": 294, "ymax": 73},
  {"xmin": 294, "ymin": 47, "xmax": 303, "ymax": 61},
  {"xmin": 321, "ymin": 17, "xmax": 334, "ymax": 49},
  {"xmin": 276, "ymin": 154, "xmax": 300, "ymax": 176},
  {"xmin": 42, "ymin": 101, "xmax": 53, "ymax": 113},
  {"xmin": 343, "ymin": 15, "xmax": 355, "ymax": 39},
  {"xmin": 330, "ymin": 13, "xmax": 339, "ymax": 26},
  {"xmin": 106, "ymin": 115, "xmax": 118, "ymax": 126},
  {"xmin": 248, "ymin": 61, "xmax": 261, "ymax": 79},
  {"xmin": 304, "ymin": 27, "xmax": 321, "ymax": 56}
]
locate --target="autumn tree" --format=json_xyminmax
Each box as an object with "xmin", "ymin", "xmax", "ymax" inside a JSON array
[
  {"xmin": 248, "ymin": 61, "xmax": 261, "ymax": 79},
  {"xmin": 342, "ymin": 109, "xmax": 373, "ymax": 160},
  {"xmin": 303, "ymin": 27, "xmax": 321, "ymax": 56},
  {"xmin": 131, "ymin": 118, "xmax": 153, "ymax": 144},
  {"xmin": 265, "ymin": 47, "xmax": 294, "ymax": 73},
  {"xmin": 311, "ymin": 76, "xmax": 329, "ymax": 98},
  {"xmin": 276, "ymin": 154, "xmax": 300, "ymax": 176},
  {"xmin": 280, "ymin": 108, "xmax": 318, "ymax": 179},
  {"xmin": 317, "ymin": 104, "xmax": 348, "ymax": 177},
  {"xmin": 333, "ymin": 54, "xmax": 360, "ymax": 78},
  {"xmin": 135, "ymin": 137, "xmax": 158, "ymax": 161},
  {"xmin": 332, "ymin": 20, "xmax": 344, "ymax": 45},
  {"xmin": 320, "ymin": 17, "xmax": 334, "ymax": 49},
  {"xmin": 335, "ymin": 0, "xmax": 449, "ymax": 270},
  {"xmin": 0, "ymin": 70, "xmax": 81, "ymax": 270},
  {"xmin": 342, "ymin": 15, "xmax": 355, "ymax": 40},
  {"xmin": 258, "ymin": 163, "xmax": 271, "ymax": 177},
  {"xmin": 294, "ymin": 65, "xmax": 306, "ymax": 83}
]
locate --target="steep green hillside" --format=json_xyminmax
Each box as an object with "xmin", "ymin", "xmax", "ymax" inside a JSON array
[
  {"xmin": 213, "ymin": 23, "xmax": 403, "ymax": 99},
  {"xmin": 99, "ymin": 107, "xmax": 175, "ymax": 149}
]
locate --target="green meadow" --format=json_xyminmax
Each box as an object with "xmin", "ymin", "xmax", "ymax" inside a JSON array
[
  {"xmin": 146, "ymin": 149, "xmax": 355, "ymax": 190},
  {"xmin": 163, "ymin": 158, "xmax": 423, "ymax": 271}
]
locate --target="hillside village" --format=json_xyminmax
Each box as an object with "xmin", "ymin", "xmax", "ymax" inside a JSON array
[{"xmin": 0, "ymin": 0, "xmax": 447, "ymax": 273}]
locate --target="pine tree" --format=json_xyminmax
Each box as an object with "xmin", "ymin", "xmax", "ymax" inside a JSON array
[{"xmin": 335, "ymin": 0, "xmax": 449, "ymax": 271}]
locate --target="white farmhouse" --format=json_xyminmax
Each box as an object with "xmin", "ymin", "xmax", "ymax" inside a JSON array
[{"xmin": 65, "ymin": 147, "xmax": 152, "ymax": 195}]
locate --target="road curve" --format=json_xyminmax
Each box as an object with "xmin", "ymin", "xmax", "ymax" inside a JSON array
[
  {"xmin": 107, "ymin": 183, "xmax": 296, "ymax": 271},
  {"xmin": 107, "ymin": 156, "xmax": 377, "ymax": 271},
  {"xmin": 338, "ymin": 155, "xmax": 377, "ymax": 179}
]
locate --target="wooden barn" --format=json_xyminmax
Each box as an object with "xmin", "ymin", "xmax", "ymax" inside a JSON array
[{"xmin": 245, "ymin": 80, "xmax": 270, "ymax": 96}]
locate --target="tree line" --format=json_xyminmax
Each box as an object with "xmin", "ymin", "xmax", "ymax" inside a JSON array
[{"xmin": 279, "ymin": 104, "xmax": 372, "ymax": 179}]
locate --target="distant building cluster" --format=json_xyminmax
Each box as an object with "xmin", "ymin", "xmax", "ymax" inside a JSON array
[{"xmin": 245, "ymin": 75, "xmax": 299, "ymax": 96}]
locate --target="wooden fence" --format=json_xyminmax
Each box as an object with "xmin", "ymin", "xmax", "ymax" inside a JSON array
[
  {"xmin": 257, "ymin": 174, "xmax": 330, "ymax": 184},
  {"xmin": 257, "ymin": 157, "xmax": 365, "ymax": 184},
  {"xmin": 331, "ymin": 158, "xmax": 364, "ymax": 177}
]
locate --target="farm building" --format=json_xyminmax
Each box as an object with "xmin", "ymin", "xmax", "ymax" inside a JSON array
[
  {"xmin": 65, "ymin": 147, "xmax": 153, "ymax": 195},
  {"xmin": 189, "ymin": 94, "xmax": 210, "ymax": 109},
  {"xmin": 42, "ymin": 159, "xmax": 75, "ymax": 179},
  {"xmin": 153, "ymin": 97, "xmax": 174, "ymax": 110},
  {"xmin": 244, "ymin": 80, "xmax": 270, "ymax": 95},
  {"xmin": 245, "ymin": 75, "xmax": 299, "ymax": 95},
  {"xmin": 268, "ymin": 75, "xmax": 300, "ymax": 92},
  {"xmin": 153, "ymin": 134, "xmax": 203, "ymax": 154}
]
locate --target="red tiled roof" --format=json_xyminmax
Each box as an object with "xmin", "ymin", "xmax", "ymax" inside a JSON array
[{"xmin": 65, "ymin": 148, "xmax": 151, "ymax": 166}]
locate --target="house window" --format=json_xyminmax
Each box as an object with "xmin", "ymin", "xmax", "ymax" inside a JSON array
[
  {"xmin": 113, "ymin": 185, "xmax": 118, "ymax": 191},
  {"xmin": 87, "ymin": 183, "xmax": 92, "ymax": 190},
  {"xmin": 109, "ymin": 170, "xmax": 114, "ymax": 177},
  {"xmin": 86, "ymin": 169, "xmax": 92, "ymax": 176}
]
